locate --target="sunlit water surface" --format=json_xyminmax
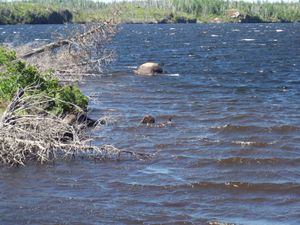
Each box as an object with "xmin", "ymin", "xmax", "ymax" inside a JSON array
[{"xmin": 0, "ymin": 23, "xmax": 300, "ymax": 225}]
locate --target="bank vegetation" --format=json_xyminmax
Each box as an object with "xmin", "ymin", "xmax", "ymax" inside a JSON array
[
  {"xmin": 0, "ymin": 0, "xmax": 299, "ymax": 24},
  {"xmin": 0, "ymin": 21, "xmax": 149, "ymax": 166}
]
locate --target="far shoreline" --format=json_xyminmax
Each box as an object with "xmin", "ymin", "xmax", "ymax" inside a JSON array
[{"xmin": 0, "ymin": 20, "xmax": 297, "ymax": 26}]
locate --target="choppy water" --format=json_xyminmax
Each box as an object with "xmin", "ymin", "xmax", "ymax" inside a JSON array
[{"xmin": 1, "ymin": 23, "xmax": 300, "ymax": 225}]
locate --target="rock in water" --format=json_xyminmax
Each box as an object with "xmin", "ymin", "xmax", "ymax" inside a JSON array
[{"xmin": 134, "ymin": 62, "xmax": 163, "ymax": 76}]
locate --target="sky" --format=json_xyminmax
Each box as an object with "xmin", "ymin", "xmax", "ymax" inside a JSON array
[{"xmin": 95, "ymin": 0, "xmax": 299, "ymax": 2}]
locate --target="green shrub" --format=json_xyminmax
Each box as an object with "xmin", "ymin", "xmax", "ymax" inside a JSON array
[
  {"xmin": 0, "ymin": 47, "xmax": 16, "ymax": 66},
  {"xmin": 0, "ymin": 46, "xmax": 88, "ymax": 114}
]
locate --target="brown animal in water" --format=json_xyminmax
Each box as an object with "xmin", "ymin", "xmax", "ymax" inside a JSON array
[
  {"xmin": 141, "ymin": 116, "xmax": 174, "ymax": 128},
  {"xmin": 134, "ymin": 62, "xmax": 163, "ymax": 76},
  {"xmin": 141, "ymin": 115, "xmax": 155, "ymax": 124}
]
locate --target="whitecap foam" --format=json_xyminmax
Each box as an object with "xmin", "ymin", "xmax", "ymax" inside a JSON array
[
  {"xmin": 170, "ymin": 27, "xmax": 176, "ymax": 30},
  {"xmin": 232, "ymin": 140, "xmax": 277, "ymax": 147},
  {"xmin": 127, "ymin": 66, "xmax": 137, "ymax": 69},
  {"xmin": 211, "ymin": 34, "xmax": 219, "ymax": 37},
  {"xmin": 232, "ymin": 141, "xmax": 256, "ymax": 146},
  {"xmin": 241, "ymin": 39, "xmax": 255, "ymax": 41},
  {"xmin": 276, "ymin": 29, "xmax": 284, "ymax": 32},
  {"xmin": 166, "ymin": 73, "xmax": 180, "ymax": 77},
  {"xmin": 34, "ymin": 38, "xmax": 50, "ymax": 41}
]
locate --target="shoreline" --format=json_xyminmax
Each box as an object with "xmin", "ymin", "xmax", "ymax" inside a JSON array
[{"xmin": 0, "ymin": 20, "xmax": 296, "ymax": 26}]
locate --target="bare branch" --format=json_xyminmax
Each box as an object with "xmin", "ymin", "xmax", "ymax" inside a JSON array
[
  {"xmin": 16, "ymin": 21, "xmax": 117, "ymax": 82},
  {"xmin": 0, "ymin": 87, "xmax": 151, "ymax": 166}
]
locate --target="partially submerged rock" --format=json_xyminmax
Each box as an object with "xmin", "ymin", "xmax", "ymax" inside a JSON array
[{"xmin": 134, "ymin": 62, "xmax": 163, "ymax": 76}]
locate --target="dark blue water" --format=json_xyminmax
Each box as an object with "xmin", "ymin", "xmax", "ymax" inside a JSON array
[{"xmin": 1, "ymin": 23, "xmax": 300, "ymax": 225}]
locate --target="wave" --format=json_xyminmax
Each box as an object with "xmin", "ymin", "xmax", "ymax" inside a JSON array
[
  {"xmin": 200, "ymin": 138, "xmax": 276, "ymax": 148},
  {"xmin": 34, "ymin": 38, "xmax": 50, "ymax": 41},
  {"xmin": 231, "ymin": 140, "xmax": 276, "ymax": 147},
  {"xmin": 111, "ymin": 181, "xmax": 300, "ymax": 195},
  {"xmin": 165, "ymin": 73, "xmax": 180, "ymax": 77},
  {"xmin": 210, "ymin": 124, "xmax": 300, "ymax": 134},
  {"xmin": 217, "ymin": 157, "xmax": 300, "ymax": 166},
  {"xmin": 191, "ymin": 157, "xmax": 300, "ymax": 168},
  {"xmin": 241, "ymin": 38, "xmax": 255, "ymax": 41}
]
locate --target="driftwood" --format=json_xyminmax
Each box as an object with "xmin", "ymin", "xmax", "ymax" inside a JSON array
[{"xmin": 0, "ymin": 86, "xmax": 151, "ymax": 166}]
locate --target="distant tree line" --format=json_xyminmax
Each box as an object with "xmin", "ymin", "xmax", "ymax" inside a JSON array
[
  {"xmin": 170, "ymin": 0, "xmax": 300, "ymax": 22},
  {"xmin": 0, "ymin": 3, "xmax": 73, "ymax": 24},
  {"xmin": 0, "ymin": 0, "xmax": 299, "ymax": 24}
]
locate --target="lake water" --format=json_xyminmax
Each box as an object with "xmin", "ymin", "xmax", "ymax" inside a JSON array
[{"xmin": 0, "ymin": 23, "xmax": 300, "ymax": 225}]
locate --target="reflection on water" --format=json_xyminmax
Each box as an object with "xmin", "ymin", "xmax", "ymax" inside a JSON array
[{"xmin": 1, "ymin": 23, "xmax": 300, "ymax": 225}]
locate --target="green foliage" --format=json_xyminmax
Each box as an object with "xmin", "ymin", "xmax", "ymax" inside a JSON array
[
  {"xmin": 171, "ymin": 0, "xmax": 300, "ymax": 22},
  {"xmin": 0, "ymin": 0, "xmax": 299, "ymax": 24},
  {"xmin": 0, "ymin": 47, "xmax": 16, "ymax": 66},
  {"xmin": 0, "ymin": 46, "xmax": 88, "ymax": 114},
  {"xmin": 0, "ymin": 3, "xmax": 72, "ymax": 24},
  {"xmin": 53, "ymin": 85, "xmax": 88, "ymax": 114}
]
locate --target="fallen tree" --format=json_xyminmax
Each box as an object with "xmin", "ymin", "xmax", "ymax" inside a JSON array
[
  {"xmin": 16, "ymin": 21, "xmax": 117, "ymax": 82},
  {"xmin": 0, "ymin": 86, "xmax": 150, "ymax": 166},
  {"xmin": 0, "ymin": 19, "xmax": 151, "ymax": 166}
]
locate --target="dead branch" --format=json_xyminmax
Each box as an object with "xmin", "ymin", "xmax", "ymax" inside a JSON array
[
  {"xmin": 0, "ymin": 87, "xmax": 151, "ymax": 166},
  {"xmin": 16, "ymin": 21, "xmax": 117, "ymax": 82},
  {"xmin": 20, "ymin": 40, "xmax": 71, "ymax": 59},
  {"xmin": 0, "ymin": 14, "xmax": 152, "ymax": 166}
]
